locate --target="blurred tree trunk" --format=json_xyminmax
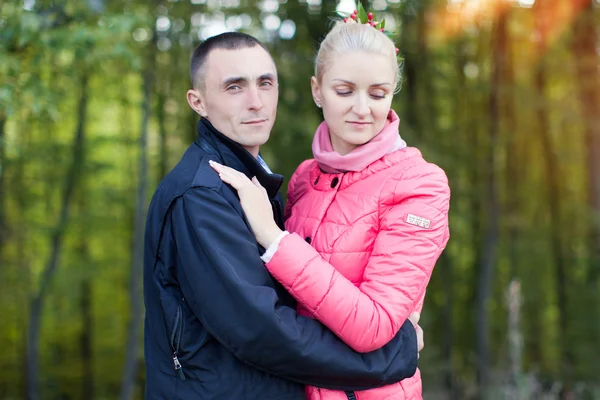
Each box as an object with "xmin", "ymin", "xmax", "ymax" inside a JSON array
[
  {"xmin": 535, "ymin": 58, "xmax": 571, "ymax": 400},
  {"xmin": 475, "ymin": 13, "xmax": 503, "ymax": 394},
  {"xmin": 498, "ymin": 6, "xmax": 518, "ymax": 278},
  {"xmin": 157, "ymin": 80, "xmax": 168, "ymax": 180},
  {"xmin": 0, "ymin": 113, "xmax": 6, "ymax": 259},
  {"xmin": 454, "ymin": 18, "xmax": 485, "ymax": 395},
  {"xmin": 572, "ymin": 0, "xmax": 600, "ymax": 384},
  {"xmin": 415, "ymin": 1, "xmax": 432, "ymax": 140},
  {"xmin": 26, "ymin": 71, "xmax": 89, "ymax": 400},
  {"xmin": 77, "ymin": 189, "xmax": 94, "ymax": 399},
  {"xmin": 80, "ymin": 278, "xmax": 94, "ymax": 400},
  {"xmin": 534, "ymin": 1, "xmax": 572, "ymax": 397},
  {"xmin": 503, "ymin": 90, "xmax": 519, "ymax": 269},
  {"xmin": 15, "ymin": 121, "xmax": 30, "ymax": 400},
  {"xmin": 438, "ymin": 251, "xmax": 457, "ymax": 398},
  {"xmin": 120, "ymin": 34, "xmax": 156, "ymax": 400},
  {"xmin": 498, "ymin": 8, "xmax": 523, "ymax": 391},
  {"xmin": 43, "ymin": 55, "xmax": 59, "ymax": 216},
  {"xmin": 156, "ymin": 45, "xmax": 171, "ymax": 180},
  {"xmin": 399, "ymin": 1, "xmax": 431, "ymax": 143},
  {"xmin": 572, "ymin": 0, "xmax": 600, "ymax": 286},
  {"xmin": 506, "ymin": 279, "xmax": 523, "ymax": 399},
  {"xmin": 435, "ymin": 15, "xmax": 474, "ymax": 397}
]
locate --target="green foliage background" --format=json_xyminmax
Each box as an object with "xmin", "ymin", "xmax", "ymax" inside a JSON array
[{"xmin": 1, "ymin": 0, "xmax": 599, "ymax": 398}]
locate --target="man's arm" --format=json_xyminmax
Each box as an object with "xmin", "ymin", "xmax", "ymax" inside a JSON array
[{"xmin": 172, "ymin": 186, "xmax": 418, "ymax": 391}]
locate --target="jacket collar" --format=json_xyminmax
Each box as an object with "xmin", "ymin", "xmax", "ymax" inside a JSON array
[
  {"xmin": 194, "ymin": 118, "xmax": 284, "ymax": 199},
  {"xmin": 309, "ymin": 147, "xmax": 423, "ymax": 191}
]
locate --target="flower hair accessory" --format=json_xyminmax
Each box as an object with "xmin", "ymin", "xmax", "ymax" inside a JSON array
[{"xmin": 338, "ymin": 3, "xmax": 402, "ymax": 60}]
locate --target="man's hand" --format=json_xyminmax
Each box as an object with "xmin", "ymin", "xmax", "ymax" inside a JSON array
[{"xmin": 408, "ymin": 312, "xmax": 424, "ymax": 357}]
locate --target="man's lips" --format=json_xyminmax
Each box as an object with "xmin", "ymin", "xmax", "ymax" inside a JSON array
[{"xmin": 242, "ymin": 119, "xmax": 268, "ymax": 124}]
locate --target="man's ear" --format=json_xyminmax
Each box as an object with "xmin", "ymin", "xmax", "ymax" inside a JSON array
[{"xmin": 186, "ymin": 89, "xmax": 207, "ymax": 117}]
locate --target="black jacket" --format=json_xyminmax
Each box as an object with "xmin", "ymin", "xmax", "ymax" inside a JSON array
[{"xmin": 143, "ymin": 119, "xmax": 418, "ymax": 399}]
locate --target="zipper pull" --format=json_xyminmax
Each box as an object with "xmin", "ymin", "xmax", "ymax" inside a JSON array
[{"xmin": 173, "ymin": 353, "xmax": 186, "ymax": 380}]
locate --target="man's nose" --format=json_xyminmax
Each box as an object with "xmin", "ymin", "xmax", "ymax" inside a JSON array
[{"xmin": 246, "ymin": 86, "xmax": 264, "ymax": 111}]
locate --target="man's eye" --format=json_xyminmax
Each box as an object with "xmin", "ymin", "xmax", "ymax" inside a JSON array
[
  {"xmin": 260, "ymin": 81, "xmax": 273, "ymax": 87},
  {"xmin": 227, "ymin": 85, "xmax": 241, "ymax": 91}
]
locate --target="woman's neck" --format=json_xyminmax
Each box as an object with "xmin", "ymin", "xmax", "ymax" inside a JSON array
[{"xmin": 330, "ymin": 133, "xmax": 357, "ymax": 156}]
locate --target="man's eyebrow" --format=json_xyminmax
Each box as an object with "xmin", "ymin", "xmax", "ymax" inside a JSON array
[{"xmin": 222, "ymin": 76, "xmax": 248, "ymax": 87}]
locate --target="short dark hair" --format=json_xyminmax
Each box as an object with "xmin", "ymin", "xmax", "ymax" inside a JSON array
[{"xmin": 190, "ymin": 32, "xmax": 271, "ymax": 90}]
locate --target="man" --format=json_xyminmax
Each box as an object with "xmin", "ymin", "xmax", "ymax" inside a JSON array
[{"xmin": 143, "ymin": 32, "xmax": 422, "ymax": 399}]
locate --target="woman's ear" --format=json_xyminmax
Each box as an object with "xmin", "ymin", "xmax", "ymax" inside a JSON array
[{"xmin": 311, "ymin": 76, "xmax": 322, "ymax": 108}]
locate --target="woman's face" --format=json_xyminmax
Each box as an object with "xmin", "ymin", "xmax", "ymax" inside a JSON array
[{"xmin": 312, "ymin": 51, "xmax": 395, "ymax": 155}]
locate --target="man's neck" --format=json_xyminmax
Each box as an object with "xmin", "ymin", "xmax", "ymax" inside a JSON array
[{"xmin": 244, "ymin": 145, "xmax": 260, "ymax": 158}]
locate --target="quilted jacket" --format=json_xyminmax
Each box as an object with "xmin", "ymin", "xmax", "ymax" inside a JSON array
[{"xmin": 265, "ymin": 147, "xmax": 451, "ymax": 400}]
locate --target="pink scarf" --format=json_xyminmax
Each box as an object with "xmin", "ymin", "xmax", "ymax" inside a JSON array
[{"xmin": 312, "ymin": 110, "xmax": 407, "ymax": 173}]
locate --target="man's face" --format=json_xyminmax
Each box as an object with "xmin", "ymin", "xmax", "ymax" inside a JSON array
[{"xmin": 188, "ymin": 46, "xmax": 279, "ymax": 157}]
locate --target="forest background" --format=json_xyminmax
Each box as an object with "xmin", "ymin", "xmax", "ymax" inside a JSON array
[{"xmin": 1, "ymin": 0, "xmax": 599, "ymax": 398}]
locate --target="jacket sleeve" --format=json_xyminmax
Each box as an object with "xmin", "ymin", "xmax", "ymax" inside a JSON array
[
  {"xmin": 172, "ymin": 185, "xmax": 418, "ymax": 390},
  {"xmin": 265, "ymin": 163, "xmax": 450, "ymax": 352}
]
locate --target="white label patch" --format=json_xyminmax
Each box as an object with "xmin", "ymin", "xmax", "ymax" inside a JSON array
[{"xmin": 405, "ymin": 214, "xmax": 431, "ymax": 229}]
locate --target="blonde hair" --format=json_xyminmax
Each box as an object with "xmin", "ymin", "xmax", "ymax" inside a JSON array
[{"xmin": 315, "ymin": 21, "xmax": 401, "ymax": 91}]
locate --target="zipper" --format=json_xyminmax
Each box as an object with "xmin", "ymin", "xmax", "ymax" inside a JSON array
[
  {"xmin": 345, "ymin": 391, "xmax": 357, "ymax": 400},
  {"xmin": 170, "ymin": 303, "xmax": 186, "ymax": 380}
]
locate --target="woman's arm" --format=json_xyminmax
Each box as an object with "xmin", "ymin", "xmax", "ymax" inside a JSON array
[{"xmin": 265, "ymin": 163, "xmax": 450, "ymax": 352}]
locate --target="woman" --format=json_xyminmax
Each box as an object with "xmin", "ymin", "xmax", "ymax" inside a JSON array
[{"xmin": 210, "ymin": 15, "xmax": 450, "ymax": 400}]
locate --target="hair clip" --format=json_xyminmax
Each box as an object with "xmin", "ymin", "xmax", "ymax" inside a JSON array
[{"xmin": 338, "ymin": 3, "xmax": 403, "ymax": 61}]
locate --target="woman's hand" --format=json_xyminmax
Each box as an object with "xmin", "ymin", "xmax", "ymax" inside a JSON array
[
  {"xmin": 408, "ymin": 312, "xmax": 424, "ymax": 357},
  {"xmin": 209, "ymin": 160, "xmax": 283, "ymax": 248}
]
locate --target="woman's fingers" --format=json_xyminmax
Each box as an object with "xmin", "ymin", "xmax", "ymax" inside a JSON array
[
  {"xmin": 415, "ymin": 324, "xmax": 424, "ymax": 357},
  {"xmin": 209, "ymin": 161, "xmax": 270, "ymax": 203},
  {"xmin": 251, "ymin": 176, "xmax": 265, "ymax": 191},
  {"xmin": 209, "ymin": 160, "xmax": 238, "ymax": 177},
  {"xmin": 209, "ymin": 160, "xmax": 251, "ymax": 190},
  {"xmin": 408, "ymin": 312, "xmax": 420, "ymax": 327}
]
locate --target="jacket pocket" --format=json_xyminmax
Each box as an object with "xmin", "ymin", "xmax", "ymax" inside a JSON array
[{"xmin": 169, "ymin": 303, "xmax": 186, "ymax": 380}]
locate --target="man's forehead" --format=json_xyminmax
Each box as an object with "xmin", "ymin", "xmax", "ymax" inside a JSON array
[{"xmin": 206, "ymin": 47, "xmax": 277, "ymax": 81}]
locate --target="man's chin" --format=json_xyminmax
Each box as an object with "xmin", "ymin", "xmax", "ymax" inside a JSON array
[
  {"xmin": 240, "ymin": 133, "xmax": 270, "ymax": 152},
  {"xmin": 249, "ymin": 131, "xmax": 271, "ymax": 145}
]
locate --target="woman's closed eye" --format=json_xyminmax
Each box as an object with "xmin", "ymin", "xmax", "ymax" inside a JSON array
[{"xmin": 335, "ymin": 90, "xmax": 387, "ymax": 99}]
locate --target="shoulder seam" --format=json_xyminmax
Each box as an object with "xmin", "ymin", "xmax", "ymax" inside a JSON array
[{"xmin": 190, "ymin": 155, "xmax": 224, "ymax": 191}]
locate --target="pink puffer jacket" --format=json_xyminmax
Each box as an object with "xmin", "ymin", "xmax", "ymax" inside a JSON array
[{"xmin": 265, "ymin": 147, "xmax": 450, "ymax": 400}]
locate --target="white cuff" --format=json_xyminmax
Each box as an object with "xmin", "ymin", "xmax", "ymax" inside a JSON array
[{"xmin": 260, "ymin": 231, "xmax": 290, "ymax": 263}]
